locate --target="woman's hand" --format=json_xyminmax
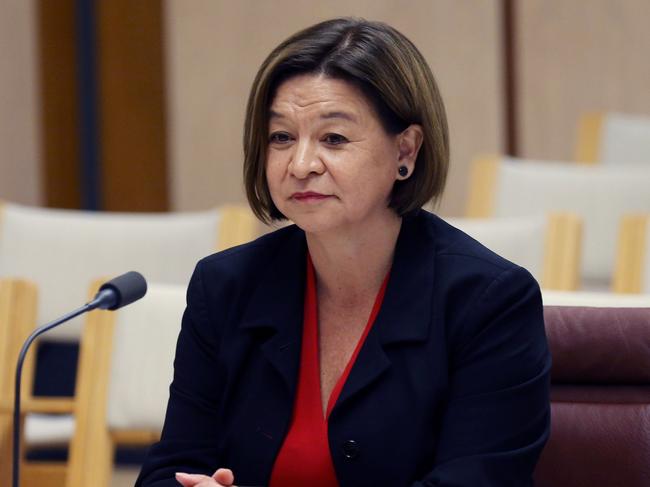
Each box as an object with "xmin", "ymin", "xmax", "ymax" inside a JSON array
[{"xmin": 175, "ymin": 468, "xmax": 235, "ymax": 487}]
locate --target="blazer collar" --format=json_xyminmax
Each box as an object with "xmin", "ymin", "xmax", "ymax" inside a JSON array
[{"xmin": 239, "ymin": 211, "xmax": 436, "ymax": 406}]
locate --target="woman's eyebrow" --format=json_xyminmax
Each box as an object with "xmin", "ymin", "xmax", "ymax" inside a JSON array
[
  {"xmin": 320, "ymin": 111, "xmax": 357, "ymax": 123},
  {"xmin": 269, "ymin": 109, "xmax": 284, "ymax": 120},
  {"xmin": 268, "ymin": 109, "xmax": 358, "ymax": 123}
]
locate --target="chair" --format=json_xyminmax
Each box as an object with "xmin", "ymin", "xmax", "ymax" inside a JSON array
[
  {"xmin": 0, "ymin": 201, "xmax": 259, "ymax": 486},
  {"xmin": 446, "ymin": 215, "xmax": 581, "ymax": 290},
  {"xmin": 0, "ymin": 201, "xmax": 258, "ymax": 340},
  {"xmin": 66, "ymin": 282, "xmax": 187, "ymax": 487},
  {"xmin": 466, "ymin": 156, "xmax": 650, "ymax": 290},
  {"xmin": 535, "ymin": 302, "xmax": 650, "ymax": 487},
  {"xmin": 575, "ymin": 112, "xmax": 650, "ymax": 165},
  {"xmin": 613, "ymin": 214, "xmax": 649, "ymax": 294}
]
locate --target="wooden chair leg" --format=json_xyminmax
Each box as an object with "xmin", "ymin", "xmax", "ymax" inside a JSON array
[
  {"xmin": 66, "ymin": 305, "xmax": 116, "ymax": 487},
  {"xmin": 0, "ymin": 413, "xmax": 14, "ymax": 481}
]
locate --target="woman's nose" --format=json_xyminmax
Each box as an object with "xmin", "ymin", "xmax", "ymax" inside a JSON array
[{"xmin": 289, "ymin": 139, "xmax": 325, "ymax": 178}]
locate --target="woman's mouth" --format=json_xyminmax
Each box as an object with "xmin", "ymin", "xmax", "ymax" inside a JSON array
[{"xmin": 291, "ymin": 191, "xmax": 332, "ymax": 202}]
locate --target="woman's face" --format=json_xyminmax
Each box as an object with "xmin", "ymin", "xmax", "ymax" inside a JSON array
[{"xmin": 266, "ymin": 74, "xmax": 409, "ymax": 235}]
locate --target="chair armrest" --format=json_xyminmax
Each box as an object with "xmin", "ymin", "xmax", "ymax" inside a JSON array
[
  {"xmin": 111, "ymin": 429, "xmax": 160, "ymax": 446},
  {"xmin": 21, "ymin": 397, "xmax": 75, "ymax": 414}
]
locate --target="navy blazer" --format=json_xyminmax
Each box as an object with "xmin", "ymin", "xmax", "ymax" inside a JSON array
[{"xmin": 136, "ymin": 210, "xmax": 551, "ymax": 487}]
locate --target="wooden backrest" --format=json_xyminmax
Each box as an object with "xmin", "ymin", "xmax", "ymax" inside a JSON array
[
  {"xmin": 0, "ymin": 279, "xmax": 38, "ymax": 406},
  {"xmin": 0, "ymin": 278, "xmax": 37, "ymax": 477},
  {"xmin": 447, "ymin": 214, "xmax": 581, "ymax": 290},
  {"xmin": 575, "ymin": 112, "xmax": 650, "ymax": 165},
  {"xmin": 613, "ymin": 214, "xmax": 649, "ymax": 294}
]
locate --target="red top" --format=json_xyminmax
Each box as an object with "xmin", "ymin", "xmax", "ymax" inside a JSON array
[{"xmin": 269, "ymin": 255, "xmax": 389, "ymax": 487}]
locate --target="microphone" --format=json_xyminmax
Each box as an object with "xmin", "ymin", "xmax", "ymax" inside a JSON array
[
  {"xmin": 90, "ymin": 271, "xmax": 148, "ymax": 310},
  {"xmin": 12, "ymin": 271, "xmax": 147, "ymax": 487}
]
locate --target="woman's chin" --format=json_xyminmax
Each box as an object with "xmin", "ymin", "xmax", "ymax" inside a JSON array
[{"xmin": 289, "ymin": 214, "xmax": 345, "ymax": 235}]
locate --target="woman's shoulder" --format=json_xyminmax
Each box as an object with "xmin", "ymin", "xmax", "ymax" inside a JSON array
[
  {"xmin": 197, "ymin": 223, "xmax": 303, "ymax": 277},
  {"xmin": 415, "ymin": 210, "xmax": 526, "ymax": 278},
  {"xmin": 410, "ymin": 210, "xmax": 541, "ymax": 312}
]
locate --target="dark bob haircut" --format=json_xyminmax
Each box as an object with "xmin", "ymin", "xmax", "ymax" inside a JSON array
[{"xmin": 243, "ymin": 17, "xmax": 449, "ymax": 223}]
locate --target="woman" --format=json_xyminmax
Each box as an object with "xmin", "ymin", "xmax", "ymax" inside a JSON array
[{"xmin": 137, "ymin": 18, "xmax": 550, "ymax": 487}]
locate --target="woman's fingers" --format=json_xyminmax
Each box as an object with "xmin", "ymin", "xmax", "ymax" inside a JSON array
[
  {"xmin": 175, "ymin": 469, "xmax": 235, "ymax": 487},
  {"xmin": 175, "ymin": 472, "xmax": 220, "ymax": 486},
  {"xmin": 212, "ymin": 468, "xmax": 235, "ymax": 485}
]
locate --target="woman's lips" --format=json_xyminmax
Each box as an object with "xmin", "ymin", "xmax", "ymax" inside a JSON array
[{"xmin": 291, "ymin": 191, "xmax": 332, "ymax": 202}]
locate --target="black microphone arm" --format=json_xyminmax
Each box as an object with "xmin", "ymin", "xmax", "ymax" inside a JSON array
[{"xmin": 12, "ymin": 271, "xmax": 147, "ymax": 487}]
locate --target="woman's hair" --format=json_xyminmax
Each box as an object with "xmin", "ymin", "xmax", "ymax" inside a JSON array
[{"xmin": 243, "ymin": 17, "xmax": 449, "ymax": 223}]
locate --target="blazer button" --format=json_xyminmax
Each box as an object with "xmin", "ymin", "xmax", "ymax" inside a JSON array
[{"xmin": 342, "ymin": 439, "xmax": 360, "ymax": 459}]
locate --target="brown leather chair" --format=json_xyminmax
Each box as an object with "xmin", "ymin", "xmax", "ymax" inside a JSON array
[{"xmin": 535, "ymin": 305, "xmax": 650, "ymax": 486}]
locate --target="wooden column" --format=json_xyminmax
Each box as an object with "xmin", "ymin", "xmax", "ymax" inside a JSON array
[
  {"xmin": 38, "ymin": 0, "xmax": 81, "ymax": 209},
  {"xmin": 97, "ymin": 0, "xmax": 169, "ymax": 211}
]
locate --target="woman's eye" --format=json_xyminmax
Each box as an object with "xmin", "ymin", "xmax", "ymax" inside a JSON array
[
  {"xmin": 323, "ymin": 133, "xmax": 349, "ymax": 145},
  {"xmin": 269, "ymin": 132, "xmax": 292, "ymax": 144}
]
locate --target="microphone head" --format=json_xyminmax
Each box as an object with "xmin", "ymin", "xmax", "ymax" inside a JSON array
[{"xmin": 98, "ymin": 271, "xmax": 147, "ymax": 310}]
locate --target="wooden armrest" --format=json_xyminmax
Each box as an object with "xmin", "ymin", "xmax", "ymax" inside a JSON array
[
  {"xmin": 111, "ymin": 429, "xmax": 160, "ymax": 445},
  {"xmin": 21, "ymin": 397, "xmax": 75, "ymax": 414}
]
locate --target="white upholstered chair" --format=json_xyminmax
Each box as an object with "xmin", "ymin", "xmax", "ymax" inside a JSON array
[
  {"xmin": 65, "ymin": 282, "xmax": 187, "ymax": 487},
  {"xmin": 466, "ymin": 157, "xmax": 650, "ymax": 290},
  {"xmin": 0, "ymin": 201, "xmax": 258, "ymax": 486},
  {"xmin": 575, "ymin": 112, "xmax": 650, "ymax": 165},
  {"xmin": 542, "ymin": 289, "xmax": 650, "ymax": 308},
  {"xmin": 446, "ymin": 215, "xmax": 581, "ymax": 290},
  {"xmin": 0, "ymin": 201, "xmax": 257, "ymax": 341}
]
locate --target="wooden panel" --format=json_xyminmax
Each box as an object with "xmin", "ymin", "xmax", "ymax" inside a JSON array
[
  {"xmin": 165, "ymin": 0, "xmax": 503, "ymax": 216},
  {"xmin": 517, "ymin": 0, "xmax": 650, "ymax": 161},
  {"xmin": 97, "ymin": 0, "xmax": 168, "ymax": 211},
  {"xmin": 38, "ymin": 0, "xmax": 81, "ymax": 209}
]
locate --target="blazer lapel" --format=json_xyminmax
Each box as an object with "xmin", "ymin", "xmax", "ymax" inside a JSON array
[
  {"xmin": 332, "ymin": 212, "xmax": 436, "ymax": 414},
  {"xmin": 239, "ymin": 227, "xmax": 307, "ymax": 396},
  {"xmin": 236, "ymin": 212, "xmax": 436, "ymax": 417}
]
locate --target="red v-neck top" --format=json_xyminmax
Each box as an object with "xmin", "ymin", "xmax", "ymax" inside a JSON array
[{"xmin": 269, "ymin": 255, "xmax": 389, "ymax": 487}]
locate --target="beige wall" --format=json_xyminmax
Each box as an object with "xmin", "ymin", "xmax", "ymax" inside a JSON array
[
  {"xmin": 517, "ymin": 0, "xmax": 650, "ymax": 161},
  {"xmin": 6, "ymin": 1, "xmax": 648, "ymax": 210},
  {"xmin": 0, "ymin": 0, "xmax": 42, "ymax": 205},
  {"xmin": 164, "ymin": 0, "xmax": 504, "ymax": 216}
]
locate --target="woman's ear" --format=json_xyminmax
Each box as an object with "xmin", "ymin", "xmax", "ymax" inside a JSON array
[{"xmin": 396, "ymin": 124, "xmax": 423, "ymax": 180}]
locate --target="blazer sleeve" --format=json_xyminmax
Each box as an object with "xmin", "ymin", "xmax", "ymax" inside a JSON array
[
  {"xmin": 135, "ymin": 261, "xmax": 228, "ymax": 486},
  {"xmin": 414, "ymin": 266, "xmax": 551, "ymax": 487}
]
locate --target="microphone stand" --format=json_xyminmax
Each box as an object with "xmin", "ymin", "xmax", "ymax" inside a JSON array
[
  {"xmin": 12, "ymin": 302, "xmax": 99, "ymax": 487},
  {"xmin": 12, "ymin": 271, "xmax": 146, "ymax": 487}
]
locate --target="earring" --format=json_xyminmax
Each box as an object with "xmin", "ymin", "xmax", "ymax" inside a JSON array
[{"xmin": 398, "ymin": 166, "xmax": 408, "ymax": 177}]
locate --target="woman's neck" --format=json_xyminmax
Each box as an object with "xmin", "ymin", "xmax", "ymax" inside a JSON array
[{"xmin": 306, "ymin": 213, "xmax": 402, "ymax": 306}]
